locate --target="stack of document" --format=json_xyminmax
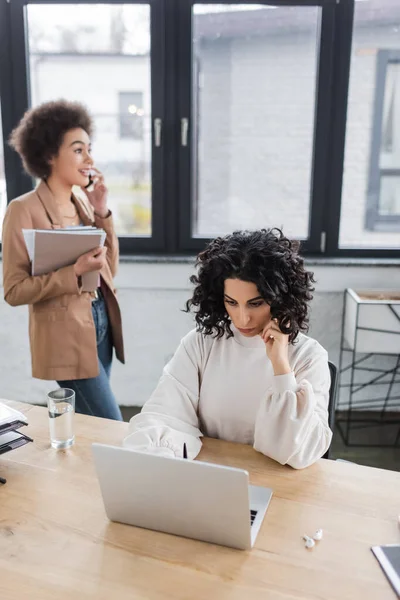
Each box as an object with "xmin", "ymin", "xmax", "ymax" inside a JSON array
[
  {"xmin": 0, "ymin": 402, "xmax": 32, "ymax": 456},
  {"xmin": 22, "ymin": 227, "xmax": 106, "ymax": 292}
]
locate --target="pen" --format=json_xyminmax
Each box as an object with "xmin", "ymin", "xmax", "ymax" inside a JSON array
[{"xmin": 183, "ymin": 443, "xmax": 187, "ymax": 459}]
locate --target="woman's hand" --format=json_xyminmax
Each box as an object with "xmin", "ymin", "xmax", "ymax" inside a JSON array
[
  {"xmin": 260, "ymin": 318, "xmax": 291, "ymax": 376},
  {"xmin": 74, "ymin": 247, "xmax": 107, "ymax": 277},
  {"xmin": 82, "ymin": 167, "xmax": 109, "ymax": 218}
]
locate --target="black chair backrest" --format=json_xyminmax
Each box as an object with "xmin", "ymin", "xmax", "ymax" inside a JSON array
[
  {"xmin": 327, "ymin": 361, "xmax": 338, "ymax": 431},
  {"xmin": 323, "ymin": 361, "xmax": 338, "ymax": 459}
]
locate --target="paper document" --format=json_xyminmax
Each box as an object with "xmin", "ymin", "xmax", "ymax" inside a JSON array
[
  {"xmin": 22, "ymin": 229, "xmax": 35, "ymax": 261},
  {"xmin": 22, "ymin": 228, "xmax": 106, "ymax": 292},
  {"xmin": 0, "ymin": 402, "xmax": 28, "ymax": 428},
  {"xmin": 0, "ymin": 429, "xmax": 32, "ymax": 455}
]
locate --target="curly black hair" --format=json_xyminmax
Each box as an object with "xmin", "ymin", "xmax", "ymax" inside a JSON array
[
  {"xmin": 185, "ymin": 229, "xmax": 315, "ymax": 343},
  {"xmin": 9, "ymin": 99, "xmax": 93, "ymax": 179}
]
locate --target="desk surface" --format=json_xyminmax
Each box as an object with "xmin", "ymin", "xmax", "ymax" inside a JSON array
[{"xmin": 1, "ymin": 400, "xmax": 399, "ymax": 600}]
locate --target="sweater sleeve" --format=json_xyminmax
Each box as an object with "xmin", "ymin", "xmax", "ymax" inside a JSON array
[
  {"xmin": 253, "ymin": 343, "xmax": 332, "ymax": 469},
  {"xmin": 123, "ymin": 331, "xmax": 204, "ymax": 459}
]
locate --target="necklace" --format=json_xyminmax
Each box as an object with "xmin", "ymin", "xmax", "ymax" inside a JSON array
[
  {"xmin": 62, "ymin": 206, "xmax": 78, "ymax": 219},
  {"xmin": 57, "ymin": 198, "xmax": 79, "ymax": 219}
]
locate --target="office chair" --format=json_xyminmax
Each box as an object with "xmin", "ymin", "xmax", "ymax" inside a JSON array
[{"xmin": 323, "ymin": 361, "xmax": 338, "ymax": 459}]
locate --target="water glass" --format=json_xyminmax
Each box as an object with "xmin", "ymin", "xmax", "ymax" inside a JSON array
[{"xmin": 47, "ymin": 388, "xmax": 75, "ymax": 449}]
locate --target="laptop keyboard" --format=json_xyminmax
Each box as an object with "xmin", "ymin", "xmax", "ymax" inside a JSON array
[{"xmin": 250, "ymin": 509, "xmax": 258, "ymax": 526}]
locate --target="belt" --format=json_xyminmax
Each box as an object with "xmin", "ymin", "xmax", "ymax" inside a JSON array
[{"xmin": 91, "ymin": 288, "xmax": 102, "ymax": 302}]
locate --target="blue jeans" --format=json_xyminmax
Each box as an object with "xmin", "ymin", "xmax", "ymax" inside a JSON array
[{"xmin": 57, "ymin": 294, "xmax": 123, "ymax": 421}]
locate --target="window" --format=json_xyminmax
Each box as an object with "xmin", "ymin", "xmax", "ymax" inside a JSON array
[
  {"xmin": 190, "ymin": 4, "xmax": 320, "ymax": 241},
  {"xmin": 366, "ymin": 51, "xmax": 400, "ymax": 232},
  {"xmin": 1, "ymin": 0, "xmax": 399, "ymax": 257},
  {"xmin": 119, "ymin": 91, "xmax": 144, "ymax": 140},
  {"xmin": 25, "ymin": 3, "xmax": 154, "ymax": 239},
  {"xmin": 340, "ymin": 1, "xmax": 400, "ymax": 249}
]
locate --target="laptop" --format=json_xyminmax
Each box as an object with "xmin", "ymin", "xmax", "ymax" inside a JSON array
[{"xmin": 92, "ymin": 443, "xmax": 273, "ymax": 550}]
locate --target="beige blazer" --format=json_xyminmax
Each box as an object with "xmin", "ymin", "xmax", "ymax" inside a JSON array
[{"xmin": 2, "ymin": 181, "xmax": 125, "ymax": 381}]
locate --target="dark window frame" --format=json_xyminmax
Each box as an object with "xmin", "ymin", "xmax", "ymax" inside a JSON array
[
  {"xmin": 0, "ymin": 0, "xmax": 399, "ymax": 258},
  {"xmin": 177, "ymin": 0, "xmax": 338, "ymax": 255},
  {"xmin": 0, "ymin": 0, "xmax": 167, "ymax": 254},
  {"xmin": 366, "ymin": 49, "xmax": 400, "ymax": 233},
  {"xmin": 325, "ymin": 1, "xmax": 400, "ymax": 258}
]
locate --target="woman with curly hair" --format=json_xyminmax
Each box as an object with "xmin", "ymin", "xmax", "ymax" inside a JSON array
[
  {"xmin": 124, "ymin": 229, "xmax": 332, "ymax": 469},
  {"xmin": 2, "ymin": 100, "xmax": 124, "ymax": 420}
]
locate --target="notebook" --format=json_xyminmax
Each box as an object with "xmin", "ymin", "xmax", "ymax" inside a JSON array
[
  {"xmin": 371, "ymin": 544, "xmax": 400, "ymax": 597},
  {"xmin": 22, "ymin": 227, "xmax": 106, "ymax": 292}
]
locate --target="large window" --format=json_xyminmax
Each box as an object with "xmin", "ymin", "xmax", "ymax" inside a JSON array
[
  {"xmin": 366, "ymin": 51, "xmax": 400, "ymax": 232},
  {"xmin": 179, "ymin": 0, "xmax": 336, "ymax": 253},
  {"xmin": 191, "ymin": 5, "xmax": 320, "ymax": 240},
  {"xmin": 340, "ymin": 0, "xmax": 400, "ymax": 249},
  {"xmin": 25, "ymin": 3, "xmax": 153, "ymax": 238},
  {"xmin": 1, "ymin": 0, "xmax": 399, "ymax": 258}
]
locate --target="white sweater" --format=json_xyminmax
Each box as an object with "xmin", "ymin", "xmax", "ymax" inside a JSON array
[{"xmin": 123, "ymin": 326, "xmax": 333, "ymax": 469}]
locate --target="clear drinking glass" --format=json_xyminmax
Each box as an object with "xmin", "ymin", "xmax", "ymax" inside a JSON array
[{"xmin": 47, "ymin": 389, "xmax": 75, "ymax": 449}]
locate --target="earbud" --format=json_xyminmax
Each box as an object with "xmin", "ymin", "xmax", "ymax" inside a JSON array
[
  {"xmin": 313, "ymin": 529, "xmax": 323, "ymax": 541},
  {"xmin": 303, "ymin": 535, "xmax": 315, "ymax": 549},
  {"xmin": 302, "ymin": 529, "xmax": 323, "ymax": 549}
]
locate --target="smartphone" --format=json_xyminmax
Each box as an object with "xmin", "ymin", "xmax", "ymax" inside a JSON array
[{"xmin": 85, "ymin": 174, "xmax": 93, "ymax": 190}]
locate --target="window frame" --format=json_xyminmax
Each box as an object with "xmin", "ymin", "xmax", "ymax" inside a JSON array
[
  {"xmin": 366, "ymin": 49, "xmax": 400, "ymax": 233},
  {"xmin": 326, "ymin": 2, "xmax": 400, "ymax": 258},
  {"xmin": 177, "ymin": 0, "xmax": 339, "ymax": 255},
  {"xmin": 0, "ymin": 0, "xmax": 399, "ymax": 258},
  {"xmin": 0, "ymin": 0, "xmax": 167, "ymax": 253}
]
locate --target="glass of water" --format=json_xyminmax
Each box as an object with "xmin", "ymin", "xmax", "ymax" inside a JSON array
[{"xmin": 47, "ymin": 388, "xmax": 75, "ymax": 449}]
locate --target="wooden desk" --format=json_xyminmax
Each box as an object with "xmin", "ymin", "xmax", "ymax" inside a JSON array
[{"xmin": 0, "ymin": 401, "xmax": 399, "ymax": 600}]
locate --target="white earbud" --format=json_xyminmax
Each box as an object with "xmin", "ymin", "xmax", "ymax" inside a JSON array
[
  {"xmin": 313, "ymin": 529, "xmax": 323, "ymax": 541},
  {"xmin": 303, "ymin": 535, "xmax": 315, "ymax": 549}
]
